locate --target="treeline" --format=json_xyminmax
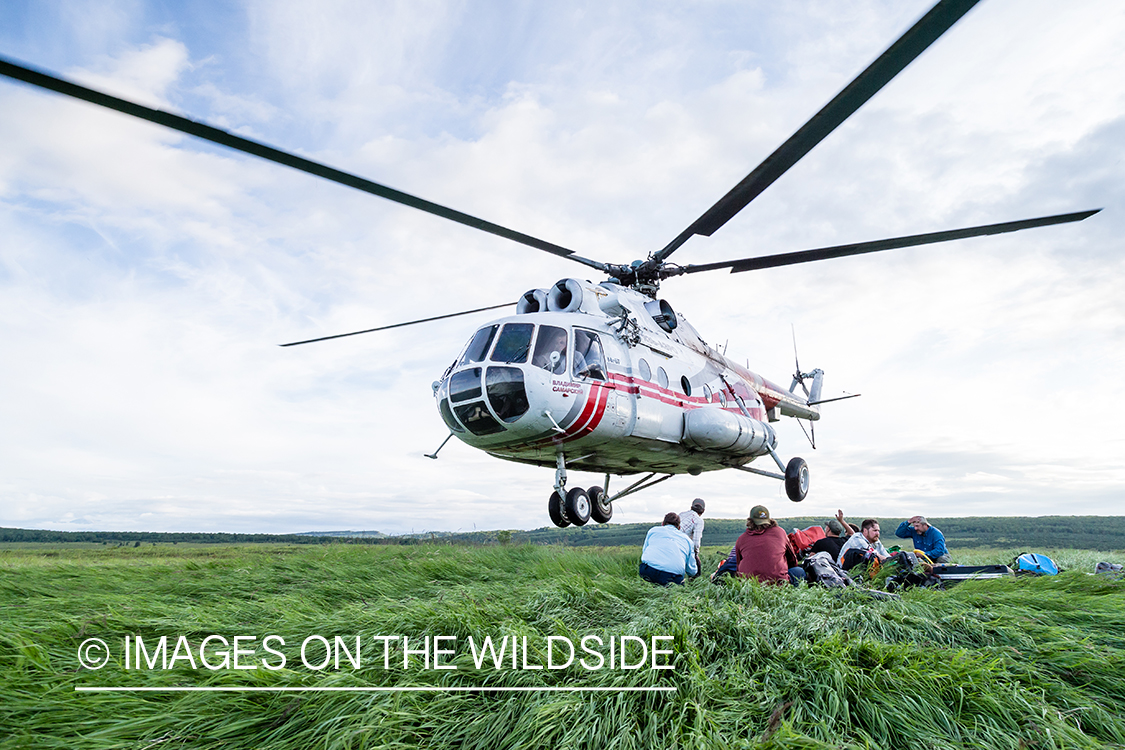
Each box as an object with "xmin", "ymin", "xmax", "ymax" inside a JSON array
[
  {"xmin": 3, "ymin": 516, "xmax": 1123, "ymax": 551},
  {"xmin": 0, "ymin": 528, "xmax": 420, "ymax": 546},
  {"xmin": 454, "ymin": 515, "xmax": 1125, "ymax": 551}
]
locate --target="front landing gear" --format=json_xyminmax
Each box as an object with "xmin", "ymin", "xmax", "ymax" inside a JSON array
[
  {"xmin": 547, "ymin": 487, "xmax": 596, "ymax": 528},
  {"xmin": 547, "ymin": 454, "xmax": 609, "ymax": 528}
]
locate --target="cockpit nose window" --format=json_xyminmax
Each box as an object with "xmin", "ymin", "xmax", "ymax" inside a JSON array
[
  {"xmin": 486, "ymin": 367, "xmax": 529, "ymax": 422},
  {"xmin": 490, "ymin": 323, "xmax": 534, "ymax": 364},
  {"xmin": 573, "ymin": 329, "xmax": 607, "ymax": 381},
  {"xmin": 458, "ymin": 325, "xmax": 498, "ymax": 367},
  {"xmin": 532, "ymin": 325, "xmax": 568, "ymax": 375}
]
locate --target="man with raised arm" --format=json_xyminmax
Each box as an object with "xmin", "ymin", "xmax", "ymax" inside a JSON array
[{"xmin": 807, "ymin": 509, "xmax": 853, "ymax": 561}]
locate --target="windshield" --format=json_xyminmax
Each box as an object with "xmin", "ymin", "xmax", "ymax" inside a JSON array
[
  {"xmin": 457, "ymin": 325, "xmax": 498, "ymax": 367},
  {"xmin": 490, "ymin": 323, "xmax": 534, "ymax": 364}
]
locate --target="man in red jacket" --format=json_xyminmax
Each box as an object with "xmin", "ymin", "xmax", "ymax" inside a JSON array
[{"xmin": 735, "ymin": 505, "xmax": 805, "ymax": 586}]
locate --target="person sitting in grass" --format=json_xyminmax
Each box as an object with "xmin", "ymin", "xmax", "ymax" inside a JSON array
[
  {"xmin": 895, "ymin": 515, "xmax": 951, "ymax": 563},
  {"xmin": 807, "ymin": 509, "xmax": 853, "ymax": 560},
  {"xmin": 837, "ymin": 518, "xmax": 890, "ymax": 571},
  {"xmin": 735, "ymin": 505, "xmax": 805, "ymax": 586},
  {"xmin": 678, "ymin": 498, "xmax": 706, "ymax": 578},
  {"xmin": 639, "ymin": 512, "xmax": 698, "ymax": 586}
]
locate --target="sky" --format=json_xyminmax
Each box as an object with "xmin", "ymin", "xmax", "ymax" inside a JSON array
[{"xmin": 0, "ymin": 0, "xmax": 1122, "ymax": 535}]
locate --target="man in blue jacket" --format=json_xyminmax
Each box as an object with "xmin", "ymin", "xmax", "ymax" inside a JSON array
[
  {"xmin": 640, "ymin": 512, "xmax": 698, "ymax": 586},
  {"xmin": 895, "ymin": 516, "xmax": 951, "ymax": 563}
]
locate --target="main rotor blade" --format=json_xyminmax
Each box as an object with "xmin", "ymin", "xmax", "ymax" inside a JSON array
[
  {"xmin": 0, "ymin": 56, "xmax": 577, "ymax": 261},
  {"xmin": 280, "ymin": 302, "xmax": 515, "ymax": 347},
  {"xmin": 680, "ymin": 209, "xmax": 1100, "ymax": 274},
  {"xmin": 655, "ymin": 0, "xmax": 980, "ymax": 263}
]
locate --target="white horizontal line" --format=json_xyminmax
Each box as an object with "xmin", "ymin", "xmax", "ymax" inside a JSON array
[{"xmin": 76, "ymin": 686, "xmax": 676, "ymax": 693}]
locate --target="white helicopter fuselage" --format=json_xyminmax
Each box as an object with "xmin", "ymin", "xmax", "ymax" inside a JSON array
[{"xmin": 433, "ymin": 279, "xmax": 820, "ymax": 479}]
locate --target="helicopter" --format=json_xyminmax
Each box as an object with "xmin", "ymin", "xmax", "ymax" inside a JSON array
[{"xmin": 0, "ymin": 0, "xmax": 1102, "ymax": 529}]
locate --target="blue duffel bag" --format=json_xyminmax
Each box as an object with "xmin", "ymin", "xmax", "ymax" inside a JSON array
[{"xmin": 1015, "ymin": 553, "xmax": 1060, "ymax": 576}]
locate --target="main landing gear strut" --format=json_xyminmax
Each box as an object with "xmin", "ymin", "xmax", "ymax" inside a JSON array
[
  {"xmin": 547, "ymin": 452, "xmax": 675, "ymax": 528},
  {"xmin": 732, "ymin": 445, "xmax": 810, "ymax": 502}
]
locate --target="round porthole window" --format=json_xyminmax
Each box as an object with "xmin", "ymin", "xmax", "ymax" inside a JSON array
[
  {"xmin": 680, "ymin": 376, "xmax": 692, "ymax": 396},
  {"xmin": 637, "ymin": 358, "xmax": 651, "ymax": 381},
  {"xmin": 656, "ymin": 367, "xmax": 669, "ymax": 390}
]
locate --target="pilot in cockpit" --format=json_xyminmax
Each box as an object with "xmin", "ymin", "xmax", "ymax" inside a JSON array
[{"xmin": 533, "ymin": 326, "xmax": 569, "ymax": 375}]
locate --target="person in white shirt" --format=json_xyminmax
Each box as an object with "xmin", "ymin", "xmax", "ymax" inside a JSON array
[
  {"xmin": 837, "ymin": 518, "xmax": 890, "ymax": 570},
  {"xmin": 678, "ymin": 498, "xmax": 705, "ymax": 578}
]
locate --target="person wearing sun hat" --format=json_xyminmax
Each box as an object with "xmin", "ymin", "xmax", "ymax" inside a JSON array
[{"xmin": 734, "ymin": 504, "xmax": 804, "ymax": 586}]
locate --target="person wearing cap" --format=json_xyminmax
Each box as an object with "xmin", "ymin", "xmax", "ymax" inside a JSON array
[
  {"xmin": 735, "ymin": 505, "xmax": 804, "ymax": 586},
  {"xmin": 837, "ymin": 518, "xmax": 890, "ymax": 570},
  {"xmin": 806, "ymin": 509, "xmax": 853, "ymax": 560},
  {"xmin": 894, "ymin": 516, "xmax": 951, "ymax": 563},
  {"xmin": 678, "ymin": 498, "xmax": 706, "ymax": 578},
  {"xmin": 639, "ymin": 512, "xmax": 698, "ymax": 586}
]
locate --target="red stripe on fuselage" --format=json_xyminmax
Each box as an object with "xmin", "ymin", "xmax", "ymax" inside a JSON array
[{"xmin": 562, "ymin": 381, "xmax": 613, "ymax": 443}]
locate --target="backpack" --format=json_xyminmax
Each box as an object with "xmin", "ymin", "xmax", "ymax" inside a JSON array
[
  {"xmin": 802, "ymin": 551, "xmax": 855, "ymax": 588},
  {"xmin": 1015, "ymin": 553, "xmax": 1060, "ymax": 576},
  {"xmin": 883, "ymin": 550, "xmax": 939, "ymax": 590},
  {"xmin": 1095, "ymin": 562, "xmax": 1123, "ymax": 577},
  {"xmin": 787, "ymin": 525, "xmax": 826, "ymax": 555}
]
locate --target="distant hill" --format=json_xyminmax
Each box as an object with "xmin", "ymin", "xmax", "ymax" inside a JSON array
[
  {"xmin": 444, "ymin": 515, "xmax": 1125, "ymax": 552},
  {"xmin": 2, "ymin": 516, "xmax": 1123, "ymax": 550},
  {"xmin": 299, "ymin": 530, "xmax": 388, "ymax": 538}
]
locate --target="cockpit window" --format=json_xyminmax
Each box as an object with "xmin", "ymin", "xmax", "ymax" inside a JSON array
[
  {"xmin": 490, "ymin": 323, "xmax": 534, "ymax": 364},
  {"xmin": 449, "ymin": 368, "xmax": 482, "ymax": 403},
  {"xmin": 573, "ymin": 329, "xmax": 607, "ymax": 381},
  {"xmin": 532, "ymin": 325, "xmax": 568, "ymax": 375},
  {"xmin": 458, "ymin": 325, "xmax": 498, "ymax": 367}
]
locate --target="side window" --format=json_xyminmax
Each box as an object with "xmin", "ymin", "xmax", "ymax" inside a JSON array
[
  {"xmin": 719, "ymin": 391, "xmax": 728, "ymax": 407},
  {"xmin": 457, "ymin": 325, "xmax": 497, "ymax": 367},
  {"xmin": 490, "ymin": 323, "xmax": 534, "ymax": 363},
  {"xmin": 637, "ymin": 358, "xmax": 651, "ymax": 381},
  {"xmin": 703, "ymin": 383, "xmax": 713, "ymax": 402},
  {"xmin": 532, "ymin": 325, "xmax": 568, "ymax": 375},
  {"xmin": 656, "ymin": 367, "xmax": 669, "ymax": 390},
  {"xmin": 573, "ymin": 329, "xmax": 607, "ymax": 381}
]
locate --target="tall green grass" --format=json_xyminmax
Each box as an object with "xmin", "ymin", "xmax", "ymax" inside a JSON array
[{"xmin": 2, "ymin": 544, "xmax": 1124, "ymax": 749}]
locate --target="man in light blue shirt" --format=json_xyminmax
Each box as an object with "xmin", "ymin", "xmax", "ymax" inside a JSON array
[
  {"xmin": 640, "ymin": 512, "xmax": 698, "ymax": 586},
  {"xmin": 895, "ymin": 516, "xmax": 951, "ymax": 563}
]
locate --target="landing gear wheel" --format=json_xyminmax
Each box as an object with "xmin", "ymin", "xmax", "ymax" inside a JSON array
[
  {"xmin": 785, "ymin": 457, "xmax": 809, "ymax": 502},
  {"xmin": 589, "ymin": 486, "xmax": 613, "ymax": 524},
  {"xmin": 565, "ymin": 487, "xmax": 592, "ymax": 526},
  {"xmin": 548, "ymin": 491, "xmax": 570, "ymax": 528}
]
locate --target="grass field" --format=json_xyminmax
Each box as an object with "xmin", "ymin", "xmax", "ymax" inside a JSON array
[{"xmin": 2, "ymin": 543, "xmax": 1124, "ymax": 749}]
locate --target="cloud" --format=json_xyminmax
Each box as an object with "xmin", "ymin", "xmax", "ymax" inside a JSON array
[{"xmin": 1, "ymin": 0, "xmax": 1122, "ymax": 534}]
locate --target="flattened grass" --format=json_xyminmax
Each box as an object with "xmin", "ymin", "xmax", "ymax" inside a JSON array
[{"xmin": 2, "ymin": 543, "xmax": 1124, "ymax": 749}]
